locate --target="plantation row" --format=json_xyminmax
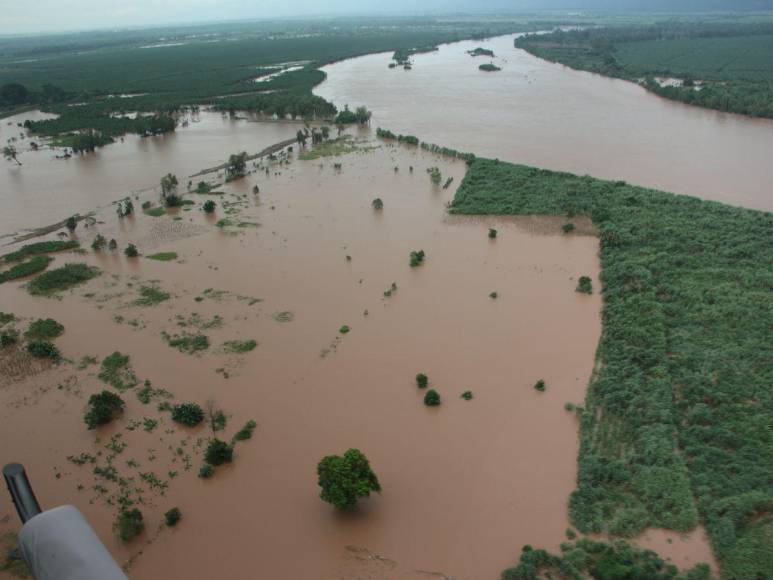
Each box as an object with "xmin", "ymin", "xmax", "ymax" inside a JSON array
[{"xmin": 452, "ymin": 158, "xmax": 773, "ymax": 579}]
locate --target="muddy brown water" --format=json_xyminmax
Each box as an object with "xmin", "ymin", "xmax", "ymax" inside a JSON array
[
  {"xmin": 316, "ymin": 33, "xmax": 773, "ymax": 212},
  {"xmin": 0, "ymin": 142, "xmax": 611, "ymax": 578},
  {"xmin": 0, "ymin": 111, "xmax": 299, "ymax": 236}
]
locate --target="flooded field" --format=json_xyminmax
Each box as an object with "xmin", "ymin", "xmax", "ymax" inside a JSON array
[
  {"xmin": 316, "ymin": 33, "xmax": 773, "ymax": 212},
  {"xmin": 1, "ymin": 140, "xmax": 606, "ymax": 578},
  {"xmin": 0, "ymin": 110, "xmax": 298, "ymax": 236}
]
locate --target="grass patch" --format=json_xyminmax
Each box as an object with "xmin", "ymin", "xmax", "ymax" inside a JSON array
[
  {"xmin": 146, "ymin": 252, "xmax": 178, "ymax": 262},
  {"xmin": 452, "ymin": 156, "xmax": 773, "ymax": 577},
  {"xmin": 1, "ymin": 240, "xmax": 79, "ymax": 263},
  {"xmin": 0, "ymin": 256, "xmax": 53, "ymax": 283},
  {"xmin": 98, "ymin": 351, "xmax": 138, "ymax": 391},
  {"xmin": 133, "ymin": 285, "xmax": 171, "ymax": 306},
  {"xmin": 27, "ymin": 263, "xmax": 99, "ymax": 296},
  {"xmin": 299, "ymin": 135, "xmax": 374, "ymax": 160},
  {"xmin": 25, "ymin": 318, "xmax": 64, "ymax": 339},
  {"xmin": 143, "ymin": 207, "xmax": 166, "ymax": 217},
  {"xmin": 223, "ymin": 339, "xmax": 257, "ymax": 353}
]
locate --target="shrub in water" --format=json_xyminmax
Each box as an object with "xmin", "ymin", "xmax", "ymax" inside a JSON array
[
  {"xmin": 488, "ymin": 228, "xmax": 498, "ymax": 239},
  {"xmin": 25, "ymin": 318, "xmax": 64, "ymax": 339},
  {"xmin": 416, "ymin": 373, "xmax": 428, "ymax": 388},
  {"xmin": 409, "ymin": 250, "xmax": 426, "ymax": 267},
  {"xmin": 164, "ymin": 507, "xmax": 181, "ymax": 527},
  {"xmin": 124, "ymin": 244, "xmax": 139, "ymax": 258},
  {"xmin": 576, "ymin": 276, "xmax": 593, "ymax": 294},
  {"xmin": 562, "ymin": 223, "xmax": 575, "ymax": 233},
  {"xmin": 84, "ymin": 390, "xmax": 125, "ymax": 429},
  {"xmin": 203, "ymin": 200, "xmax": 216, "ymax": 213},
  {"xmin": 171, "ymin": 402, "xmax": 205, "ymax": 427},
  {"xmin": 115, "ymin": 508, "xmax": 144, "ymax": 542},
  {"xmin": 534, "ymin": 380, "xmax": 546, "ymax": 392},
  {"xmin": 205, "ymin": 439, "xmax": 233, "ymax": 466},
  {"xmin": 198, "ymin": 464, "xmax": 214, "ymax": 478},
  {"xmin": 461, "ymin": 390, "xmax": 474, "ymax": 400},
  {"xmin": 424, "ymin": 389, "xmax": 441, "ymax": 406},
  {"xmin": 233, "ymin": 420, "xmax": 257, "ymax": 442},
  {"xmin": 372, "ymin": 198, "xmax": 383, "ymax": 210},
  {"xmin": 317, "ymin": 448, "xmax": 381, "ymax": 510},
  {"xmin": 26, "ymin": 340, "xmax": 60, "ymax": 360}
]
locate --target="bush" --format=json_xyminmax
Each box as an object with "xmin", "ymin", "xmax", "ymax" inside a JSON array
[
  {"xmin": 164, "ymin": 194, "xmax": 183, "ymax": 208},
  {"xmin": 317, "ymin": 448, "xmax": 381, "ymax": 510},
  {"xmin": 85, "ymin": 390, "xmax": 125, "ymax": 429},
  {"xmin": 205, "ymin": 439, "xmax": 233, "ymax": 465},
  {"xmin": 91, "ymin": 234, "xmax": 107, "ymax": 251},
  {"xmin": 124, "ymin": 244, "xmax": 139, "ymax": 258},
  {"xmin": 576, "ymin": 276, "xmax": 593, "ymax": 294},
  {"xmin": 339, "ymin": 325, "xmax": 350, "ymax": 334},
  {"xmin": 171, "ymin": 402, "xmax": 205, "ymax": 427},
  {"xmin": 424, "ymin": 389, "xmax": 441, "ymax": 406},
  {"xmin": 409, "ymin": 250, "xmax": 426, "ymax": 267},
  {"xmin": 25, "ymin": 318, "xmax": 64, "ymax": 339},
  {"xmin": 534, "ymin": 379, "xmax": 546, "ymax": 392},
  {"xmin": 198, "ymin": 464, "xmax": 214, "ymax": 478},
  {"xmin": 233, "ymin": 420, "xmax": 257, "ymax": 441},
  {"xmin": 115, "ymin": 508, "xmax": 144, "ymax": 542},
  {"xmin": 461, "ymin": 390, "xmax": 474, "ymax": 400},
  {"xmin": 26, "ymin": 340, "xmax": 61, "ymax": 360},
  {"xmin": 164, "ymin": 507, "xmax": 181, "ymax": 527},
  {"xmin": 1, "ymin": 329, "xmax": 19, "ymax": 347},
  {"xmin": 202, "ymin": 200, "xmax": 216, "ymax": 213},
  {"xmin": 488, "ymin": 228, "xmax": 498, "ymax": 238},
  {"xmin": 416, "ymin": 373, "xmax": 428, "ymax": 388},
  {"xmin": 0, "ymin": 256, "xmax": 53, "ymax": 284},
  {"xmin": 27, "ymin": 263, "xmax": 99, "ymax": 295},
  {"xmin": 489, "ymin": 291, "xmax": 498, "ymax": 299},
  {"xmin": 372, "ymin": 198, "xmax": 383, "ymax": 210},
  {"xmin": 562, "ymin": 222, "xmax": 576, "ymax": 233}
]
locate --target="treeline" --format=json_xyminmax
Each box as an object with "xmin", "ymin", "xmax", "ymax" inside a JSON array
[
  {"xmin": 25, "ymin": 110, "xmax": 176, "ymax": 139},
  {"xmin": 452, "ymin": 157, "xmax": 773, "ymax": 579},
  {"xmin": 374, "ymin": 128, "xmax": 476, "ymax": 163},
  {"xmin": 212, "ymin": 91, "xmax": 336, "ymax": 120},
  {"xmin": 1, "ymin": 82, "xmax": 69, "ymax": 109},
  {"xmin": 515, "ymin": 22, "xmax": 773, "ymax": 118}
]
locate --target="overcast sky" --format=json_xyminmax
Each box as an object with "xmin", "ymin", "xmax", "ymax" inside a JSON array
[{"xmin": 2, "ymin": 0, "xmax": 770, "ymax": 35}]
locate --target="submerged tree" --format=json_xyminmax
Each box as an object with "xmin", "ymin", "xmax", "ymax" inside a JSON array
[
  {"xmin": 372, "ymin": 198, "xmax": 384, "ymax": 210},
  {"xmin": 3, "ymin": 145, "xmax": 21, "ymax": 165},
  {"xmin": 160, "ymin": 173, "xmax": 178, "ymax": 196},
  {"xmin": 317, "ymin": 448, "xmax": 381, "ymax": 510},
  {"xmin": 227, "ymin": 152, "xmax": 248, "ymax": 179}
]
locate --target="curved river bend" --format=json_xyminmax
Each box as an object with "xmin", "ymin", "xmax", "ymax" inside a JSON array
[{"xmin": 316, "ymin": 33, "xmax": 773, "ymax": 212}]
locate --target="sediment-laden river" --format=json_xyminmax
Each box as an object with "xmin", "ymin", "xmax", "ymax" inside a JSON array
[{"xmin": 316, "ymin": 33, "xmax": 773, "ymax": 212}]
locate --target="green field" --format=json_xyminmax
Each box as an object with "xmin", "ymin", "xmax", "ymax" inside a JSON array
[
  {"xmin": 516, "ymin": 21, "xmax": 773, "ymax": 118},
  {"xmin": 452, "ymin": 159, "xmax": 773, "ymax": 579}
]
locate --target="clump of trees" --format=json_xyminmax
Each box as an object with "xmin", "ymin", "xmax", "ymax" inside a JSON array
[
  {"xmin": 171, "ymin": 402, "xmax": 205, "ymax": 427},
  {"xmin": 84, "ymin": 390, "xmax": 125, "ymax": 429},
  {"xmin": 576, "ymin": 276, "xmax": 593, "ymax": 294},
  {"xmin": 334, "ymin": 105, "xmax": 371, "ymax": 125},
  {"xmin": 409, "ymin": 250, "xmax": 426, "ymax": 267},
  {"xmin": 124, "ymin": 244, "xmax": 139, "ymax": 258},
  {"xmin": 424, "ymin": 389, "xmax": 441, "ymax": 406},
  {"xmin": 114, "ymin": 508, "xmax": 144, "ymax": 542},
  {"xmin": 26, "ymin": 340, "xmax": 61, "ymax": 360},
  {"xmin": 160, "ymin": 173, "xmax": 178, "ymax": 196},
  {"xmin": 317, "ymin": 448, "xmax": 381, "ymax": 510},
  {"xmin": 376, "ymin": 128, "xmax": 419, "ymax": 145},
  {"xmin": 227, "ymin": 152, "xmax": 248, "ymax": 180},
  {"xmin": 204, "ymin": 439, "xmax": 233, "ymax": 466}
]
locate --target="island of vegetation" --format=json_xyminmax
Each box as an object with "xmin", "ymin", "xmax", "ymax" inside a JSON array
[
  {"xmin": 479, "ymin": 63, "xmax": 502, "ymax": 72},
  {"xmin": 467, "ymin": 47, "xmax": 495, "ymax": 57}
]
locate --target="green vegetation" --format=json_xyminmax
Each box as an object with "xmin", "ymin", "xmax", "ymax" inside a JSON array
[
  {"xmin": 143, "ymin": 206, "xmax": 166, "ymax": 217},
  {"xmin": 502, "ymin": 539, "xmax": 710, "ymax": 580},
  {"xmin": 98, "ymin": 352, "xmax": 138, "ymax": 391},
  {"xmin": 424, "ymin": 389, "xmax": 441, "ymax": 406},
  {"xmin": 163, "ymin": 332, "xmax": 210, "ymax": 354},
  {"xmin": 489, "ymin": 291, "xmax": 498, "ymax": 299},
  {"xmin": 452, "ymin": 157, "xmax": 773, "ymax": 578},
  {"xmin": 205, "ymin": 439, "xmax": 233, "ymax": 466},
  {"xmin": 372, "ymin": 198, "xmax": 384, "ymax": 210},
  {"xmin": 409, "ymin": 250, "xmax": 426, "ymax": 267},
  {"xmin": 461, "ymin": 390, "xmax": 474, "ymax": 400},
  {"xmin": 427, "ymin": 167, "xmax": 442, "ymax": 185},
  {"xmin": 0, "ymin": 256, "xmax": 53, "ymax": 284},
  {"xmin": 133, "ymin": 285, "xmax": 170, "ymax": 306},
  {"xmin": 198, "ymin": 464, "xmax": 214, "ymax": 479},
  {"xmin": 563, "ymin": 222, "xmax": 576, "ymax": 233},
  {"xmin": 488, "ymin": 228, "xmax": 498, "ymax": 239},
  {"xmin": 223, "ymin": 339, "xmax": 257, "ymax": 353},
  {"xmin": 339, "ymin": 325, "xmax": 350, "ymax": 334},
  {"xmin": 114, "ymin": 508, "xmax": 144, "ymax": 542},
  {"xmin": 26, "ymin": 340, "xmax": 60, "ymax": 360},
  {"xmin": 272, "ymin": 311, "xmax": 294, "ymax": 323},
  {"xmin": 534, "ymin": 379, "xmax": 546, "ymax": 392},
  {"xmin": 375, "ymin": 128, "xmax": 419, "ymax": 145},
  {"xmin": 576, "ymin": 276, "xmax": 593, "ymax": 294},
  {"xmin": 226, "ymin": 152, "xmax": 247, "ymax": 180},
  {"xmin": 1, "ymin": 240, "xmax": 79, "ymax": 263},
  {"xmin": 233, "ymin": 420, "xmax": 257, "ymax": 442},
  {"xmin": 317, "ymin": 448, "xmax": 381, "ymax": 511},
  {"xmin": 416, "ymin": 373, "xmax": 429, "ymax": 389},
  {"xmin": 85, "ymin": 390, "xmax": 125, "ymax": 429},
  {"xmin": 202, "ymin": 200, "xmax": 216, "ymax": 214},
  {"xmin": 146, "ymin": 252, "xmax": 178, "ymax": 261},
  {"xmin": 171, "ymin": 403, "xmax": 205, "ymax": 427},
  {"xmin": 25, "ymin": 318, "xmax": 64, "ymax": 339},
  {"xmin": 516, "ymin": 22, "xmax": 773, "ymax": 118},
  {"xmin": 27, "ymin": 263, "xmax": 99, "ymax": 295},
  {"xmin": 0, "ymin": 312, "xmax": 14, "ymax": 326},
  {"xmin": 468, "ymin": 47, "xmax": 495, "ymax": 57},
  {"xmin": 479, "ymin": 63, "xmax": 501, "ymax": 72},
  {"xmin": 164, "ymin": 507, "xmax": 181, "ymax": 527},
  {"xmin": 124, "ymin": 244, "xmax": 139, "ymax": 258}
]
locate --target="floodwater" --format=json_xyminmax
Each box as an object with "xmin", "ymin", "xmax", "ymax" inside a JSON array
[
  {"xmin": 0, "ymin": 110, "xmax": 299, "ymax": 236},
  {"xmin": 0, "ymin": 142, "xmax": 604, "ymax": 578},
  {"xmin": 315, "ymin": 33, "xmax": 773, "ymax": 212}
]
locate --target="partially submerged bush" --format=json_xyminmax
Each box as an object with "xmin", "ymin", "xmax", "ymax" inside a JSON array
[
  {"xmin": 317, "ymin": 448, "xmax": 381, "ymax": 510},
  {"xmin": 416, "ymin": 373, "xmax": 428, "ymax": 388},
  {"xmin": 372, "ymin": 198, "xmax": 383, "ymax": 210},
  {"xmin": 115, "ymin": 508, "xmax": 144, "ymax": 542},
  {"xmin": 91, "ymin": 234, "xmax": 107, "ymax": 251},
  {"xmin": 534, "ymin": 379, "xmax": 546, "ymax": 392},
  {"xmin": 27, "ymin": 263, "xmax": 99, "ymax": 296},
  {"xmin": 205, "ymin": 439, "xmax": 233, "ymax": 466},
  {"xmin": 562, "ymin": 222, "xmax": 576, "ymax": 233},
  {"xmin": 164, "ymin": 507, "xmax": 181, "ymax": 527},
  {"xmin": 124, "ymin": 244, "xmax": 139, "ymax": 258},
  {"xmin": 409, "ymin": 250, "xmax": 426, "ymax": 267},
  {"xmin": 85, "ymin": 390, "xmax": 125, "ymax": 429},
  {"xmin": 25, "ymin": 318, "xmax": 64, "ymax": 339},
  {"xmin": 576, "ymin": 276, "xmax": 593, "ymax": 294},
  {"xmin": 424, "ymin": 389, "xmax": 441, "ymax": 406},
  {"xmin": 461, "ymin": 390, "xmax": 474, "ymax": 400},
  {"xmin": 339, "ymin": 325, "xmax": 350, "ymax": 334},
  {"xmin": 26, "ymin": 340, "xmax": 61, "ymax": 360},
  {"xmin": 171, "ymin": 402, "xmax": 205, "ymax": 427},
  {"xmin": 1, "ymin": 240, "xmax": 79, "ymax": 263},
  {"xmin": 488, "ymin": 228, "xmax": 498, "ymax": 238},
  {"xmin": 202, "ymin": 200, "xmax": 216, "ymax": 213},
  {"xmin": 233, "ymin": 420, "xmax": 257, "ymax": 442},
  {"xmin": 198, "ymin": 464, "xmax": 214, "ymax": 478},
  {"xmin": 98, "ymin": 351, "xmax": 138, "ymax": 391}
]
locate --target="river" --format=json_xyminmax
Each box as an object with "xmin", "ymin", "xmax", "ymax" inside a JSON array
[{"xmin": 315, "ymin": 33, "xmax": 773, "ymax": 212}]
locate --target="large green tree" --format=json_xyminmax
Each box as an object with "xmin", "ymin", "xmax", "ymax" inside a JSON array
[{"xmin": 317, "ymin": 448, "xmax": 381, "ymax": 510}]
